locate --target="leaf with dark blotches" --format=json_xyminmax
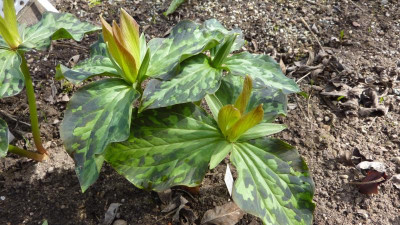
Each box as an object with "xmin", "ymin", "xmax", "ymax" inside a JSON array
[
  {"xmin": 356, "ymin": 170, "xmax": 388, "ymax": 195},
  {"xmin": 0, "ymin": 49, "xmax": 24, "ymax": 99},
  {"xmin": 231, "ymin": 138, "xmax": 315, "ymax": 225},
  {"xmin": 61, "ymin": 78, "xmax": 140, "ymax": 192},
  {"xmin": 105, "ymin": 103, "xmax": 226, "ymax": 192},
  {"xmin": 201, "ymin": 202, "xmax": 245, "ymax": 225},
  {"xmin": 20, "ymin": 12, "xmax": 99, "ymax": 51},
  {"xmin": 0, "ymin": 118, "xmax": 9, "ymax": 157},
  {"xmin": 141, "ymin": 54, "xmax": 223, "ymax": 110}
]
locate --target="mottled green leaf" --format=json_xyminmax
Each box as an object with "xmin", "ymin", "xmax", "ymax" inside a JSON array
[
  {"xmin": 231, "ymin": 138, "xmax": 315, "ymax": 225},
  {"xmin": 0, "ymin": 117, "xmax": 8, "ymax": 157},
  {"xmin": 209, "ymin": 142, "xmax": 232, "ymax": 170},
  {"xmin": 225, "ymin": 52, "xmax": 300, "ymax": 94},
  {"xmin": 146, "ymin": 20, "xmax": 225, "ymax": 78},
  {"xmin": 141, "ymin": 54, "xmax": 223, "ymax": 110},
  {"xmin": 20, "ymin": 12, "xmax": 99, "ymax": 51},
  {"xmin": 238, "ymin": 123, "xmax": 286, "ymax": 141},
  {"xmin": 203, "ymin": 19, "xmax": 245, "ymax": 52},
  {"xmin": 0, "ymin": 49, "xmax": 24, "ymax": 98},
  {"xmin": 105, "ymin": 104, "xmax": 224, "ymax": 191},
  {"xmin": 164, "ymin": 0, "xmax": 186, "ymax": 16},
  {"xmin": 61, "ymin": 78, "xmax": 140, "ymax": 192},
  {"xmin": 55, "ymin": 35, "xmax": 119, "ymax": 84},
  {"xmin": 215, "ymin": 75, "xmax": 287, "ymax": 122}
]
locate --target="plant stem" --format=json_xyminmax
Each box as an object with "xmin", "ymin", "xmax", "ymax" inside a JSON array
[
  {"xmin": 8, "ymin": 145, "xmax": 47, "ymax": 162},
  {"xmin": 19, "ymin": 53, "xmax": 48, "ymax": 155}
]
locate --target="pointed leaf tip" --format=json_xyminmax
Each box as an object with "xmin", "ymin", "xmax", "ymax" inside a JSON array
[{"xmin": 234, "ymin": 75, "xmax": 252, "ymax": 114}]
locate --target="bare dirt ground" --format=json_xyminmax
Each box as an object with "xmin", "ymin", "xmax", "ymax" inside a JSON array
[{"xmin": 1, "ymin": 0, "xmax": 400, "ymax": 224}]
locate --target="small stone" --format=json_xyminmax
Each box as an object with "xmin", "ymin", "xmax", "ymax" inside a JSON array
[
  {"xmin": 0, "ymin": 196, "xmax": 5, "ymax": 201},
  {"xmin": 393, "ymin": 157, "xmax": 400, "ymax": 165},
  {"xmin": 352, "ymin": 21, "xmax": 361, "ymax": 27},
  {"xmin": 324, "ymin": 116, "xmax": 330, "ymax": 122},
  {"xmin": 113, "ymin": 219, "xmax": 127, "ymax": 225},
  {"xmin": 316, "ymin": 117, "xmax": 323, "ymax": 122},
  {"xmin": 356, "ymin": 209, "xmax": 369, "ymax": 219},
  {"xmin": 339, "ymin": 175, "xmax": 349, "ymax": 179},
  {"xmin": 61, "ymin": 95, "xmax": 70, "ymax": 102}
]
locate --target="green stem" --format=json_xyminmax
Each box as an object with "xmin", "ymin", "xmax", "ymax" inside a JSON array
[
  {"xmin": 8, "ymin": 145, "xmax": 47, "ymax": 162},
  {"xmin": 19, "ymin": 53, "xmax": 47, "ymax": 155}
]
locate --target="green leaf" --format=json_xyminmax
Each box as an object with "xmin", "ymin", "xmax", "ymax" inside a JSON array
[
  {"xmin": 146, "ymin": 20, "xmax": 225, "ymax": 78},
  {"xmin": 226, "ymin": 104, "xmax": 264, "ymax": 142},
  {"xmin": 55, "ymin": 36, "xmax": 119, "ymax": 84},
  {"xmin": 211, "ymin": 34, "xmax": 237, "ymax": 68},
  {"xmin": 141, "ymin": 54, "xmax": 223, "ymax": 110},
  {"xmin": 215, "ymin": 75, "xmax": 287, "ymax": 122},
  {"xmin": 0, "ymin": 49, "xmax": 24, "ymax": 98},
  {"xmin": 0, "ymin": 117, "xmax": 8, "ymax": 157},
  {"xmin": 61, "ymin": 78, "xmax": 140, "ymax": 192},
  {"xmin": 20, "ymin": 12, "xmax": 99, "ymax": 51},
  {"xmin": 105, "ymin": 103, "xmax": 223, "ymax": 191},
  {"xmin": 204, "ymin": 94, "xmax": 223, "ymax": 121},
  {"xmin": 209, "ymin": 142, "xmax": 232, "ymax": 170},
  {"xmin": 234, "ymin": 75, "xmax": 252, "ymax": 115},
  {"xmin": 238, "ymin": 123, "xmax": 286, "ymax": 141},
  {"xmin": 203, "ymin": 19, "xmax": 245, "ymax": 52},
  {"xmin": 231, "ymin": 138, "xmax": 315, "ymax": 225},
  {"xmin": 164, "ymin": 0, "xmax": 186, "ymax": 16},
  {"xmin": 225, "ymin": 52, "xmax": 300, "ymax": 94},
  {"xmin": 218, "ymin": 105, "xmax": 241, "ymax": 137}
]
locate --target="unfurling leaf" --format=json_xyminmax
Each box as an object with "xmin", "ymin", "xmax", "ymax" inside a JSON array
[
  {"xmin": 234, "ymin": 75, "xmax": 252, "ymax": 114},
  {"xmin": 201, "ymin": 202, "xmax": 245, "ymax": 225},
  {"xmin": 218, "ymin": 105, "xmax": 241, "ymax": 137},
  {"xmin": 100, "ymin": 9, "xmax": 141, "ymax": 84},
  {"xmin": 0, "ymin": 0, "xmax": 21, "ymax": 48},
  {"xmin": 226, "ymin": 104, "xmax": 264, "ymax": 142}
]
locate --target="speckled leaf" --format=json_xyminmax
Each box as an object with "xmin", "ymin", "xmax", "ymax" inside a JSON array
[
  {"xmin": 141, "ymin": 54, "xmax": 223, "ymax": 110},
  {"xmin": 203, "ymin": 19, "xmax": 245, "ymax": 52},
  {"xmin": 0, "ymin": 118, "xmax": 8, "ymax": 157},
  {"xmin": 225, "ymin": 52, "xmax": 300, "ymax": 94},
  {"xmin": 231, "ymin": 138, "xmax": 315, "ymax": 225},
  {"xmin": 105, "ymin": 104, "xmax": 224, "ymax": 191},
  {"xmin": 61, "ymin": 78, "xmax": 140, "ymax": 192},
  {"xmin": 55, "ymin": 36, "xmax": 119, "ymax": 84},
  {"xmin": 164, "ymin": 0, "xmax": 186, "ymax": 16},
  {"xmin": 146, "ymin": 20, "xmax": 225, "ymax": 78},
  {"xmin": 20, "ymin": 12, "xmax": 99, "ymax": 51},
  {"xmin": 215, "ymin": 75, "xmax": 287, "ymax": 122},
  {"xmin": 0, "ymin": 49, "xmax": 24, "ymax": 98}
]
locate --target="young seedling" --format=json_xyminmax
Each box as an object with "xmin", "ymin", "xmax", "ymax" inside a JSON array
[
  {"xmin": 0, "ymin": 0, "xmax": 99, "ymax": 161},
  {"xmin": 57, "ymin": 9, "xmax": 315, "ymax": 224}
]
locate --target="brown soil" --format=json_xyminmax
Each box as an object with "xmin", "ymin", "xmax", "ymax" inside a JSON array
[{"xmin": 1, "ymin": 0, "xmax": 400, "ymax": 224}]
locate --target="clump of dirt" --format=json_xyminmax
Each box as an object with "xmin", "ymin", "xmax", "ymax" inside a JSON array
[{"xmin": 1, "ymin": 0, "xmax": 400, "ymax": 224}]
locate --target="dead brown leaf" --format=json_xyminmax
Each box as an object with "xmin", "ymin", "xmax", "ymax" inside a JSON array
[{"xmin": 201, "ymin": 202, "xmax": 245, "ymax": 225}]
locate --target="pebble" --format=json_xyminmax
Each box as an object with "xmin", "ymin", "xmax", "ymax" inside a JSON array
[
  {"xmin": 113, "ymin": 220, "xmax": 127, "ymax": 225},
  {"xmin": 393, "ymin": 157, "xmax": 400, "ymax": 165},
  {"xmin": 339, "ymin": 175, "xmax": 349, "ymax": 179},
  {"xmin": 0, "ymin": 196, "xmax": 5, "ymax": 201}
]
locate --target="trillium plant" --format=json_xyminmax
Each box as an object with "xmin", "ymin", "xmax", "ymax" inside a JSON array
[
  {"xmin": 57, "ymin": 9, "xmax": 315, "ymax": 224},
  {"xmin": 0, "ymin": 0, "xmax": 99, "ymax": 161}
]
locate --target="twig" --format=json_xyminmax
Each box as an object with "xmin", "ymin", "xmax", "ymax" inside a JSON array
[
  {"xmin": 296, "ymin": 72, "xmax": 311, "ymax": 84},
  {"xmin": 349, "ymin": 177, "xmax": 385, "ymax": 185},
  {"xmin": 0, "ymin": 110, "xmax": 31, "ymax": 128},
  {"xmin": 349, "ymin": 0, "xmax": 365, "ymax": 12},
  {"xmin": 300, "ymin": 17, "xmax": 325, "ymax": 53}
]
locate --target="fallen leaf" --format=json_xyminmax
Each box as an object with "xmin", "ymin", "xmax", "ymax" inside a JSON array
[
  {"xmin": 157, "ymin": 189, "xmax": 172, "ymax": 205},
  {"xmin": 101, "ymin": 203, "xmax": 122, "ymax": 225},
  {"xmin": 172, "ymin": 196, "xmax": 196, "ymax": 225},
  {"xmin": 201, "ymin": 202, "xmax": 245, "ymax": 225},
  {"xmin": 353, "ymin": 170, "xmax": 387, "ymax": 195}
]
